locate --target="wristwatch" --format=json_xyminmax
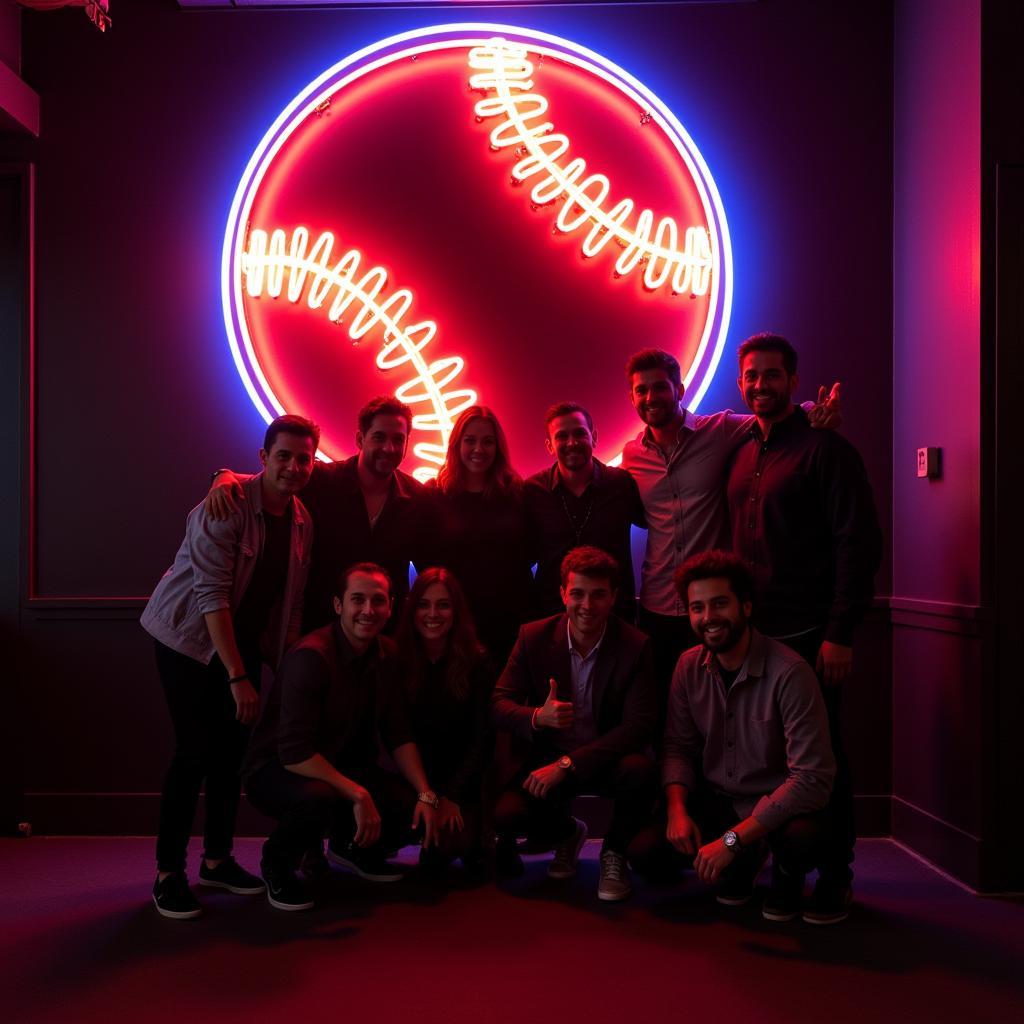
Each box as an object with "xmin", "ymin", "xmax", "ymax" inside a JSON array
[
  {"xmin": 557, "ymin": 755, "xmax": 575, "ymax": 773},
  {"xmin": 417, "ymin": 790, "xmax": 440, "ymax": 809},
  {"xmin": 722, "ymin": 829, "xmax": 742, "ymax": 852}
]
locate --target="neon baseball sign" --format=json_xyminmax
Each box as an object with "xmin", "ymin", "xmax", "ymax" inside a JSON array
[{"xmin": 223, "ymin": 24, "xmax": 732, "ymax": 480}]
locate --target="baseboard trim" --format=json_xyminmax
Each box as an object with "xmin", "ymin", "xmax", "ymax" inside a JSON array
[{"xmin": 891, "ymin": 796, "xmax": 982, "ymax": 889}]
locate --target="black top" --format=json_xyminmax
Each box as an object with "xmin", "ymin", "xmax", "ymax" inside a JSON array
[
  {"xmin": 406, "ymin": 654, "xmax": 493, "ymax": 806},
  {"xmin": 300, "ymin": 456, "xmax": 435, "ymax": 632},
  {"xmin": 233, "ymin": 504, "xmax": 292, "ymax": 657},
  {"xmin": 726, "ymin": 407, "xmax": 882, "ymax": 644},
  {"xmin": 523, "ymin": 459, "xmax": 646, "ymax": 622},
  {"xmin": 429, "ymin": 487, "xmax": 533, "ymax": 666},
  {"xmin": 244, "ymin": 622, "xmax": 413, "ymax": 779}
]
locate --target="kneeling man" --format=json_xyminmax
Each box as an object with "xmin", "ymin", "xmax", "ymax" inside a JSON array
[
  {"xmin": 244, "ymin": 562, "xmax": 438, "ymax": 910},
  {"xmin": 646, "ymin": 550, "xmax": 837, "ymax": 923},
  {"xmin": 492, "ymin": 546, "xmax": 657, "ymax": 901}
]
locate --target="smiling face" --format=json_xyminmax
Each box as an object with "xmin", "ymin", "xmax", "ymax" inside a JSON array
[
  {"xmin": 545, "ymin": 411, "xmax": 597, "ymax": 474},
  {"xmin": 413, "ymin": 581, "xmax": 455, "ymax": 648},
  {"xmin": 259, "ymin": 431, "xmax": 316, "ymax": 500},
  {"xmin": 686, "ymin": 576, "xmax": 751, "ymax": 657},
  {"xmin": 356, "ymin": 414, "xmax": 409, "ymax": 480},
  {"xmin": 458, "ymin": 417, "xmax": 497, "ymax": 481},
  {"xmin": 738, "ymin": 350, "xmax": 799, "ymax": 423},
  {"xmin": 560, "ymin": 570, "xmax": 617, "ymax": 641},
  {"xmin": 334, "ymin": 570, "xmax": 393, "ymax": 650},
  {"xmin": 629, "ymin": 368, "xmax": 685, "ymax": 429}
]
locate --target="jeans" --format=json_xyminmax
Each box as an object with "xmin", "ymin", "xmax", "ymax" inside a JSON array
[{"xmin": 154, "ymin": 640, "xmax": 260, "ymax": 873}]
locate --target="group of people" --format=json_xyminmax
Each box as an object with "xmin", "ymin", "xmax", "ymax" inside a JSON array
[{"xmin": 141, "ymin": 336, "xmax": 881, "ymax": 927}]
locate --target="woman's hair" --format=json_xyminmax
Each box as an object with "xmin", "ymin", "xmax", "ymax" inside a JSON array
[
  {"xmin": 395, "ymin": 567, "xmax": 486, "ymax": 700},
  {"xmin": 436, "ymin": 406, "xmax": 521, "ymax": 498}
]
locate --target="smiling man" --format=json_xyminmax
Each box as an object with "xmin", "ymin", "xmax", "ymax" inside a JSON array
[
  {"xmin": 727, "ymin": 332, "xmax": 881, "ymax": 922},
  {"xmin": 206, "ymin": 395, "xmax": 435, "ymax": 631},
  {"xmin": 244, "ymin": 563, "xmax": 439, "ymax": 911},
  {"xmin": 524, "ymin": 401, "xmax": 645, "ymax": 621},
  {"xmin": 491, "ymin": 546, "xmax": 657, "ymax": 901},
  {"xmin": 621, "ymin": 349, "xmax": 841, "ymax": 737},
  {"xmin": 637, "ymin": 550, "xmax": 836, "ymax": 923}
]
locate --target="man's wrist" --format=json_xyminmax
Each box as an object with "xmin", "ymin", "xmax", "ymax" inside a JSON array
[
  {"xmin": 417, "ymin": 790, "xmax": 439, "ymax": 809},
  {"xmin": 211, "ymin": 468, "xmax": 233, "ymax": 484}
]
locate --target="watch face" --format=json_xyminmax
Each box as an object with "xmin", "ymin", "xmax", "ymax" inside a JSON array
[
  {"xmin": 558, "ymin": 757, "xmax": 572, "ymax": 770},
  {"xmin": 723, "ymin": 831, "xmax": 738, "ymax": 848}
]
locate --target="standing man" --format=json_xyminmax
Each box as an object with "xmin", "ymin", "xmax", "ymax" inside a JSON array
[
  {"xmin": 207, "ymin": 396, "xmax": 434, "ymax": 630},
  {"xmin": 243, "ymin": 562, "xmax": 439, "ymax": 910},
  {"xmin": 632, "ymin": 551, "xmax": 836, "ymax": 923},
  {"xmin": 492, "ymin": 547, "xmax": 657, "ymax": 901},
  {"xmin": 141, "ymin": 414, "xmax": 317, "ymax": 919},
  {"xmin": 524, "ymin": 401, "xmax": 646, "ymax": 622},
  {"xmin": 621, "ymin": 349, "xmax": 840, "ymax": 722},
  {"xmin": 727, "ymin": 332, "xmax": 881, "ymax": 922}
]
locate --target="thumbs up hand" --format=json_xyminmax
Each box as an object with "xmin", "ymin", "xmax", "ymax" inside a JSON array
[{"xmin": 535, "ymin": 678, "xmax": 574, "ymax": 730}]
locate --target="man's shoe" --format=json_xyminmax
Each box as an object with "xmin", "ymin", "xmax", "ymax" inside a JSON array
[
  {"xmin": 715, "ymin": 844, "xmax": 767, "ymax": 906},
  {"xmin": 548, "ymin": 818, "xmax": 588, "ymax": 880},
  {"xmin": 762, "ymin": 862, "xmax": 804, "ymax": 922},
  {"xmin": 494, "ymin": 838, "xmax": 525, "ymax": 878},
  {"xmin": 299, "ymin": 843, "xmax": 331, "ymax": 881},
  {"xmin": 802, "ymin": 876, "xmax": 852, "ymax": 925},
  {"xmin": 597, "ymin": 849, "xmax": 632, "ymax": 902},
  {"xmin": 263, "ymin": 869, "xmax": 314, "ymax": 911},
  {"xmin": 198, "ymin": 857, "xmax": 264, "ymax": 895},
  {"xmin": 326, "ymin": 843, "xmax": 404, "ymax": 882},
  {"xmin": 153, "ymin": 873, "xmax": 203, "ymax": 919}
]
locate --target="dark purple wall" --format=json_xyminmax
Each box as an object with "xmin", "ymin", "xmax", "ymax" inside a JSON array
[
  {"xmin": 7, "ymin": 1, "xmax": 895, "ymax": 833},
  {"xmin": 891, "ymin": 0, "xmax": 987, "ymax": 885}
]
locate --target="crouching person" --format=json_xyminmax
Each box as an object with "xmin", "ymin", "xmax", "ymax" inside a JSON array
[
  {"xmin": 492, "ymin": 546, "xmax": 658, "ymax": 901},
  {"xmin": 631, "ymin": 551, "xmax": 837, "ymax": 923},
  {"xmin": 243, "ymin": 562, "xmax": 439, "ymax": 910}
]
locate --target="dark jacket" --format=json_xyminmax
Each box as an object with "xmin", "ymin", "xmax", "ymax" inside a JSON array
[
  {"xmin": 491, "ymin": 613, "xmax": 655, "ymax": 782},
  {"xmin": 301, "ymin": 456, "xmax": 435, "ymax": 632}
]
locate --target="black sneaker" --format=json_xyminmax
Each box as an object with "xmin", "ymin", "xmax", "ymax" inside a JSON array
[
  {"xmin": 153, "ymin": 872, "xmax": 203, "ymax": 919},
  {"xmin": 802, "ymin": 877, "xmax": 853, "ymax": 925},
  {"xmin": 262, "ymin": 869, "xmax": 314, "ymax": 911},
  {"xmin": 494, "ymin": 838, "xmax": 525, "ymax": 878},
  {"xmin": 715, "ymin": 848, "xmax": 765, "ymax": 906},
  {"xmin": 762, "ymin": 862, "xmax": 804, "ymax": 922},
  {"xmin": 198, "ymin": 857, "xmax": 264, "ymax": 895},
  {"xmin": 300, "ymin": 843, "xmax": 331, "ymax": 881},
  {"xmin": 326, "ymin": 843, "xmax": 404, "ymax": 882}
]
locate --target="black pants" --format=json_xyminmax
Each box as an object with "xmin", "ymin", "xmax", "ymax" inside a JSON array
[
  {"xmin": 637, "ymin": 605, "xmax": 697, "ymax": 744},
  {"xmin": 494, "ymin": 753, "xmax": 658, "ymax": 855},
  {"xmin": 629, "ymin": 786, "xmax": 827, "ymax": 880},
  {"xmin": 246, "ymin": 761, "xmax": 418, "ymax": 875},
  {"xmin": 154, "ymin": 640, "xmax": 261, "ymax": 873},
  {"xmin": 773, "ymin": 627, "xmax": 855, "ymax": 885}
]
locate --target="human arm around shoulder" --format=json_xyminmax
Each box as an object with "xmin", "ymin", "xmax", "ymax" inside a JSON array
[{"xmin": 204, "ymin": 469, "xmax": 249, "ymax": 521}]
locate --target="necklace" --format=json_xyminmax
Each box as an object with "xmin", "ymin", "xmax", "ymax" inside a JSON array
[{"xmin": 559, "ymin": 488, "xmax": 595, "ymax": 546}]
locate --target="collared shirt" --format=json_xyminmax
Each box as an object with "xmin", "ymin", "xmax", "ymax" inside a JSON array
[
  {"xmin": 662, "ymin": 629, "xmax": 835, "ymax": 833},
  {"xmin": 523, "ymin": 459, "xmax": 645, "ymax": 620},
  {"xmin": 300, "ymin": 456, "xmax": 435, "ymax": 631},
  {"xmin": 560, "ymin": 619, "xmax": 604, "ymax": 750},
  {"xmin": 621, "ymin": 409, "xmax": 752, "ymax": 616},
  {"xmin": 243, "ymin": 621, "xmax": 413, "ymax": 779},
  {"xmin": 726, "ymin": 407, "xmax": 882, "ymax": 644}
]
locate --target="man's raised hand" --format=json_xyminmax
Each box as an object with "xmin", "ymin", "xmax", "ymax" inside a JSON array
[{"xmin": 534, "ymin": 678, "xmax": 574, "ymax": 730}]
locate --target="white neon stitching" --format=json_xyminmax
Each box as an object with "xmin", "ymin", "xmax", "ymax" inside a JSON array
[
  {"xmin": 469, "ymin": 39, "xmax": 713, "ymax": 296},
  {"xmin": 243, "ymin": 226, "xmax": 477, "ymax": 482}
]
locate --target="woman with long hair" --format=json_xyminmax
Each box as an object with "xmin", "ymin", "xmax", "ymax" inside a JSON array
[
  {"xmin": 431, "ymin": 405, "xmax": 533, "ymax": 667},
  {"xmin": 395, "ymin": 567, "xmax": 493, "ymax": 873}
]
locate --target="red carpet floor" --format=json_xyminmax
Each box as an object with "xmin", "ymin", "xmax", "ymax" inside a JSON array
[{"xmin": 3, "ymin": 837, "xmax": 1022, "ymax": 1023}]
